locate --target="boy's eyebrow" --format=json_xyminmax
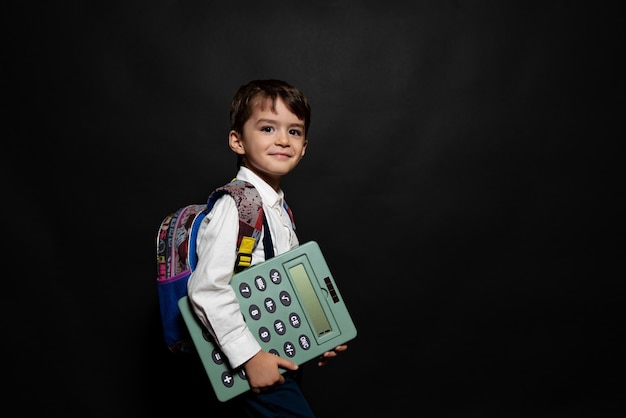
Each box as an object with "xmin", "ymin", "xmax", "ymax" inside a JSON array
[
  {"xmin": 255, "ymin": 118, "xmax": 277, "ymax": 124},
  {"xmin": 255, "ymin": 118, "xmax": 305, "ymax": 129}
]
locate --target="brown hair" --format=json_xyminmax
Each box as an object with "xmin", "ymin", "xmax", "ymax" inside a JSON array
[{"xmin": 229, "ymin": 79, "xmax": 311, "ymax": 137}]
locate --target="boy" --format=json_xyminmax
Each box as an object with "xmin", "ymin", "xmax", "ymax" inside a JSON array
[{"xmin": 187, "ymin": 79, "xmax": 347, "ymax": 417}]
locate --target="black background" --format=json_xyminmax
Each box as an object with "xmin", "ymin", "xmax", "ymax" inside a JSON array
[{"xmin": 8, "ymin": 1, "xmax": 623, "ymax": 417}]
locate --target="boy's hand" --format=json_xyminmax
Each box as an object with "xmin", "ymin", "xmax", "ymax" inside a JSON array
[
  {"xmin": 244, "ymin": 350, "xmax": 298, "ymax": 394},
  {"xmin": 317, "ymin": 344, "xmax": 348, "ymax": 367}
]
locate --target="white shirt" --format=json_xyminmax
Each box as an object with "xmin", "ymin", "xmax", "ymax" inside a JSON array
[{"xmin": 187, "ymin": 166, "xmax": 299, "ymax": 368}]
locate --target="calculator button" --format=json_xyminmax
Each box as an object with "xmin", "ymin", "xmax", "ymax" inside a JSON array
[
  {"xmin": 264, "ymin": 297, "xmax": 277, "ymax": 313},
  {"xmin": 288, "ymin": 312, "xmax": 302, "ymax": 328},
  {"xmin": 239, "ymin": 282, "xmax": 252, "ymax": 298},
  {"xmin": 258, "ymin": 326, "xmax": 271, "ymax": 343},
  {"xmin": 211, "ymin": 348, "xmax": 225, "ymax": 365},
  {"xmin": 254, "ymin": 275, "xmax": 267, "ymax": 291},
  {"xmin": 249, "ymin": 304, "xmax": 261, "ymax": 320},
  {"xmin": 279, "ymin": 290, "xmax": 292, "ymax": 306},
  {"xmin": 269, "ymin": 348, "xmax": 280, "ymax": 356},
  {"xmin": 221, "ymin": 371, "xmax": 235, "ymax": 387},
  {"xmin": 273, "ymin": 319, "xmax": 286, "ymax": 335},
  {"xmin": 202, "ymin": 328, "xmax": 214, "ymax": 342},
  {"xmin": 298, "ymin": 334, "xmax": 311, "ymax": 350},
  {"xmin": 283, "ymin": 341, "xmax": 296, "ymax": 358},
  {"xmin": 269, "ymin": 269, "xmax": 282, "ymax": 284}
]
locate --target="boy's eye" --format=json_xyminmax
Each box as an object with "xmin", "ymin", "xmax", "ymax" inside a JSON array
[
  {"xmin": 261, "ymin": 126, "xmax": 274, "ymax": 132},
  {"xmin": 289, "ymin": 129, "xmax": 302, "ymax": 136}
]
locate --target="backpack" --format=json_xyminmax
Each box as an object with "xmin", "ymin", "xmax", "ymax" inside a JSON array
[{"xmin": 155, "ymin": 179, "xmax": 274, "ymax": 353}]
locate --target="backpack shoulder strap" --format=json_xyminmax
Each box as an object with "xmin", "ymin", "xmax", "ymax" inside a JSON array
[{"xmin": 188, "ymin": 179, "xmax": 272, "ymax": 272}]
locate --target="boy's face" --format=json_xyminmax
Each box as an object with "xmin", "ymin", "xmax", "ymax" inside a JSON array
[{"xmin": 229, "ymin": 97, "xmax": 308, "ymax": 190}]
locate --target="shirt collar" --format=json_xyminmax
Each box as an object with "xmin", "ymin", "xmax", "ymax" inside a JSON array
[{"xmin": 235, "ymin": 166, "xmax": 285, "ymax": 207}]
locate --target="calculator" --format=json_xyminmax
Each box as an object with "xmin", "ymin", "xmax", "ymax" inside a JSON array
[{"xmin": 178, "ymin": 241, "xmax": 357, "ymax": 402}]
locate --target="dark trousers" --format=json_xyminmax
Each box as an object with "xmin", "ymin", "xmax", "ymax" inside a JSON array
[{"xmin": 241, "ymin": 372, "xmax": 316, "ymax": 418}]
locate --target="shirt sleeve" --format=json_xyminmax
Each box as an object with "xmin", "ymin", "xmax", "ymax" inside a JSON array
[{"xmin": 187, "ymin": 194, "xmax": 261, "ymax": 369}]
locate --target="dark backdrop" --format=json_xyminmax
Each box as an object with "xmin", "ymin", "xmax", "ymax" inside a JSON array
[{"xmin": 8, "ymin": 1, "xmax": 622, "ymax": 417}]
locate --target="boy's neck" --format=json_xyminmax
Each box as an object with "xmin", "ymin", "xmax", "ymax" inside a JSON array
[{"xmin": 241, "ymin": 165, "xmax": 281, "ymax": 192}]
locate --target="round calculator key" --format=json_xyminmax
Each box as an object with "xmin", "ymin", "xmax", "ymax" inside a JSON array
[
  {"xmin": 298, "ymin": 334, "xmax": 312, "ymax": 350},
  {"xmin": 264, "ymin": 297, "xmax": 277, "ymax": 313},
  {"xmin": 237, "ymin": 369, "xmax": 247, "ymax": 380},
  {"xmin": 279, "ymin": 290, "xmax": 291, "ymax": 306},
  {"xmin": 288, "ymin": 312, "xmax": 302, "ymax": 328},
  {"xmin": 254, "ymin": 275, "xmax": 267, "ymax": 291},
  {"xmin": 258, "ymin": 326, "xmax": 271, "ymax": 343},
  {"xmin": 283, "ymin": 341, "xmax": 297, "ymax": 358},
  {"xmin": 273, "ymin": 319, "xmax": 286, "ymax": 335},
  {"xmin": 202, "ymin": 329, "xmax": 214, "ymax": 342},
  {"xmin": 249, "ymin": 304, "xmax": 261, "ymax": 320},
  {"xmin": 269, "ymin": 268, "xmax": 282, "ymax": 284},
  {"xmin": 211, "ymin": 348, "xmax": 225, "ymax": 365},
  {"xmin": 269, "ymin": 348, "xmax": 280, "ymax": 356},
  {"xmin": 221, "ymin": 371, "xmax": 235, "ymax": 388},
  {"xmin": 238, "ymin": 282, "xmax": 252, "ymax": 298}
]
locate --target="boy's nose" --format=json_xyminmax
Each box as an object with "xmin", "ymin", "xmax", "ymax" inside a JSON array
[{"xmin": 275, "ymin": 130, "xmax": 290, "ymax": 145}]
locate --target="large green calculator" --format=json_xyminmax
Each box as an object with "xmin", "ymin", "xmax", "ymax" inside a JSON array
[{"xmin": 178, "ymin": 241, "xmax": 357, "ymax": 402}]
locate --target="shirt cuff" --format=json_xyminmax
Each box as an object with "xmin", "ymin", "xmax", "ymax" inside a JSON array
[{"xmin": 220, "ymin": 328, "xmax": 262, "ymax": 369}]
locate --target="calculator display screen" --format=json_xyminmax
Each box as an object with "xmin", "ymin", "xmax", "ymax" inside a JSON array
[{"xmin": 288, "ymin": 263, "xmax": 332, "ymax": 337}]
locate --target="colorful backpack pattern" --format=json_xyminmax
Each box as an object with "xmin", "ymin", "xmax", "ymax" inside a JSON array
[{"xmin": 156, "ymin": 180, "xmax": 271, "ymax": 352}]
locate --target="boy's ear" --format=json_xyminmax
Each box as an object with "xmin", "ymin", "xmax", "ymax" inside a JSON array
[
  {"xmin": 300, "ymin": 139, "xmax": 308, "ymax": 159},
  {"xmin": 229, "ymin": 130, "xmax": 245, "ymax": 155}
]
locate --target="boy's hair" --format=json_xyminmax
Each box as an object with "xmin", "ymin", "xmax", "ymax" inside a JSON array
[{"xmin": 230, "ymin": 79, "xmax": 311, "ymax": 137}]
